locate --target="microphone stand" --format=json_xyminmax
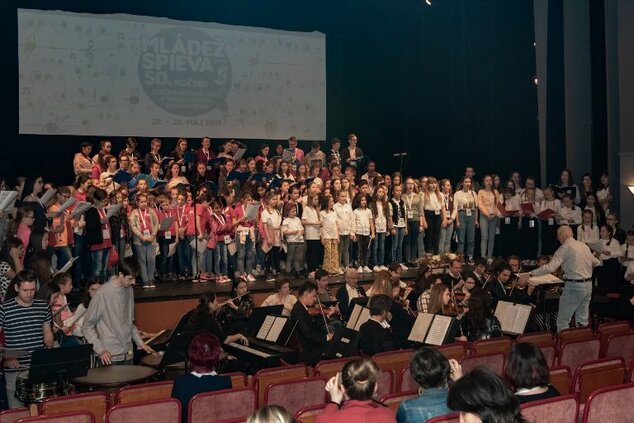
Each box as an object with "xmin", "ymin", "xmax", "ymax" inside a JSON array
[{"xmin": 393, "ymin": 152, "xmax": 408, "ymax": 176}]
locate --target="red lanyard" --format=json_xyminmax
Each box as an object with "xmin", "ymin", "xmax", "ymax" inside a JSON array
[{"xmin": 138, "ymin": 209, "xmax": 150, "ymax": 231}]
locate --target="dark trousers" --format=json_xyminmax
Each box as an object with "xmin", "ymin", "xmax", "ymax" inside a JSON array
[
  {"xmin": 306, "ymin": 240, "xmax": 323, "ymax": 272},
  {"xmin": 424, "ymin": 211, "xmax": 442, "ymax": 255},
  {"xmin": 356, "ymin": 235, "xmax": 371, "ymax": 267},
  {"xmin": 265, "ymin": 246, "xmax": 280, "ymax": 273},
  {"xmin": 520, "ymin": 219, "xmax": 539, "ymax": 260}
]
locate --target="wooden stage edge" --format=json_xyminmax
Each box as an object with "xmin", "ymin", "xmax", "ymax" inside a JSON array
[{"xmin": 134, "ymin": 268, "xmax": 422, "ymax": 333}]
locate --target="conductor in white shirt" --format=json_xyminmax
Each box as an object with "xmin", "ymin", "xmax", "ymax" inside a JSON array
[{"xmin": 519, "ymin": 226, "xmax": 599, "ymax": 332}]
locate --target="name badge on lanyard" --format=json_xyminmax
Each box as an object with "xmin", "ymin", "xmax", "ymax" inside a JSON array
[
  {"xmin": 548, "ymin": 217, "xmax": 554, "ymax": 226},
  {"xmin": 99, "ymin": 210, "xmax": 110, "ymax": 239},
  {"xmin": 407, "ymin": 210, "xmax": 413, "ymax": 219},
  {"xmin": 529, "ymin": 219, "xmax": 535, "ymax": 228},
  {"xmin": 140, "ymin": 210, "xmax": 151, "ymax": 238},
  {"xmin": 434, "ymin": 209, "xmax": 440, "ymax": 215},
  {"xmin": 181, "ymin": 165, "xmax": 186, "ymax": 173},
  {"xmin": 465, "ymin": 209, "xmax": 472, "ymax": 217},
  {"xmin": 505, "ymin": 216, "xmax": 511, "ymax": 225},
  {"xmin": 165, "ymin": 230, "xmax": 172, "ymax": 240}
]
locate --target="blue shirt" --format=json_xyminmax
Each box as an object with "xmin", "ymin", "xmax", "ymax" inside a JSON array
[{"xmin": 396, "ymin": 387, "xmax": 451, "ymax": 423}]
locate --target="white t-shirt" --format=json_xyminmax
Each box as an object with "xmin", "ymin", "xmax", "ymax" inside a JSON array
[
  {"xmin": 374, "ymin": 204, "xmax": 388, "ymax": 233},
  {"xmin": 282, "ymin": 217, "xmax": 304, "ymax": 243},
  {"xmin": 302, "ymin": 207, "xmax": 321, "ymax": 240},
  {"xmin": 577, "ymin": 224, "xmax": 599, "ymax": 244},
  {"xmin": 334, "ymin": 202, "xmax": 354, "ymax": 235},
  {"xmin": 320, "ymin": 210, "xmax": 338, "ymax": 240}
]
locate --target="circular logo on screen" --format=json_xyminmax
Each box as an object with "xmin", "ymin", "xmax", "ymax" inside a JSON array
[{"xmin": 138, "ymin": 27, "xmax": 231, "ymax": 116}]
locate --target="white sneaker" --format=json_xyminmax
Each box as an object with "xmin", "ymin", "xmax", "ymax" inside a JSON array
[
  {"xmin": 400, "ymin": 263, "xmax": 408, "ymax": 271},
  {"xmin": 338, "ymin": 267, "xmax": 345, "ymax": 275},
  {"xmin": 246, "ymin": 274, "xmax": 256, "ymax": 282},
  {"xmin": 373, "ymin": 266, "xmax": 381, "ymax": 272},
  {"xmin": 363, "ymin": 266, "xmax": 372, "ymax": 273},
  {"xmin": 357, "ymin": 266, "xmax": 363, "ymax": 274}
]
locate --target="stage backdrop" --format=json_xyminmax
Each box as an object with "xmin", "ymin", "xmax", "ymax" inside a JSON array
[{"xmin": 17, "ymin": 9, "xmax": 326, "ymax": 140}]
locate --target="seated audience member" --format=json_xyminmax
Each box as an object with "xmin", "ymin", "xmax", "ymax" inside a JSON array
[
  {"xmin": 504, "ymin": 343, "xmax": 560, "ymax": 404},
  {"xmin": 247, "ymin": 405, "xmax": 295, "ymax": 423},
  {"xmin": 397, "ymin": 347, "xmax": 463, "ymax": 423},
  {"xmin": 448, "ymin": 367, "xmax": 526, "ymax": 423},
  {"xmin": 260, "ymin": 278, "xmax": 297, "ymax": 317},
  {"xmin": 316, "ymin": 358, "xmax": 397, "ymax": 423},
  {"xmin": 458, "ymin": 287, "xmax": 502, "ymax": 342},
  {"xmin": 291, "ymin": 281, "xmax": 334, "ymax": 364},
  {"xmin": 171, "ymin": 333, "xmax": 231, "ymax": 423},
  {"xmin": 359, "ymin": 294, "xmax": 395, "ymax": 355}
]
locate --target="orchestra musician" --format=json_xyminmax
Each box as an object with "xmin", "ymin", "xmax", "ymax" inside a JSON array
[
  {"xmin": 290, "ymin": 282, "xmax": 334, "ymax": 365},
  {"xmin": 485, "ymin": 261, "xmax": 533, "ymax": 309},
  {"xmin": 313, "ymin": 268, "xmax": 343, "ymax": 329},
  {"xmin": 442, "ymin": 259, "xmax": 464, "ymax": 292},
  {"xmin": 335, "ymin": 267, "xmax": 366, "ymax": 318},
  {"xmin": 468, "ymin": 257, "xmax": 488, "ymax": 288},
  {"xmin": 358, "ymin": 294, "xmax": 396, "ymax": 355}
]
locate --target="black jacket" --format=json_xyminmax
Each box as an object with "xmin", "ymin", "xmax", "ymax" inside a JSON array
[
  {"xmin": 290, "ymin": 301, "xmax": 329, "ymax": 364},
  {"xmin": 358, "ymin": 319, "xmax": 396, "ymax": 356},
  {"xmin": 336, "ymin": 285, "xmax": 366, "ymax": 319}
]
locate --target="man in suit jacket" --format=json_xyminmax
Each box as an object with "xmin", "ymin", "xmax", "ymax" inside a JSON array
[
  {"xmin": 441, "ymin": 259, "xmax": 463, "ymax": 290},
  {"xmin": 469, "ymin": 257, "xmax": 488, "ymax": 288},
  {"xmin": 291, "ymin": 282, "xmax": 333, "ymax": 364},
  {"xmin": 485, "ymin": 261, "xmax": 532, "ymax": 308},
  {"xmin": 359, "ymin": 294, "xmax": 396, "ymax": 355},
  {"xmin": 336, "ymin": 268, "xmax": 367, "ymax": 318}
]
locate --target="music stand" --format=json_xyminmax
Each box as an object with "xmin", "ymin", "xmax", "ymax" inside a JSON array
[
  {"xmin": 28, "ymin": 344, "xmax": 93, "ymax": 385},
  {"xmin": 248, "ymin": 305, "xmax": 284, "ymax": 335},
  {"xmin": 329, "ymin": 327, "xmax": 361, "ymax": 359},
  {"xmin": 345, "ymin": 297, "xmax": 368, "ymax": 321}
]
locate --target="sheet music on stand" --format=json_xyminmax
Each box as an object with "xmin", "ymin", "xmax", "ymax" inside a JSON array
[
  {"xmin": 346, "ymin": 304, "xmax": 370, "ymax": 331},
  {"xmin": 255, "ymin": 315, "xmax": 287, "ymax": 343},
  {"xmin": 494, "ymin": 301, "xmax": 532, "ymax": 335},
  {"xmin": 407, "ymin": 313, "xmax": 455, "ymax": 346}
]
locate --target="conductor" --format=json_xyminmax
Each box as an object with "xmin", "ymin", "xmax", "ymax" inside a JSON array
[{"xmin": 518, "ymin": 226, "xmax": 599, "ymax": 332}]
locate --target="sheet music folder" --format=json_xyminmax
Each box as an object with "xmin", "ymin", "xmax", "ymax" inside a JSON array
[
  {"xmin": 407, "ymin": 313, "xmax": 455, "ymax": 346},
  {"xmin": 494, "ymin": 301, "xmax": 532, "ymax": 335},
  {"xmin": 346, "ymin": 304, "xmax": 370, "ymax": 331},
  {"xmin": 254, "ymin": 314, "xmax": 297, "ymax": 347}
]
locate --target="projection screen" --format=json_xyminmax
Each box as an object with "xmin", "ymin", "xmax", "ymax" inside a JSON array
[{"xmin": 17, "ymin": 9, "xmax": 326, "ymax": 139}]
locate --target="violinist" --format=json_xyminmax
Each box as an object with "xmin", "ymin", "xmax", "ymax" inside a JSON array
[
  {"xmin": 314, "ymin": 269, "xmax": 343, "ymax": 329},
  {"xmin": 468, "ymin": 258, "xmax": 488, "ymax": 288},
  {"xmin": 358, "ymin": 294, "xmax": 396, "ymax": 355},
  {"xmin": 388, "ymin": 276, "xmax": 416, "ymax": 348},
  {"xmin": 442, "ymin": 259, "xmax": 463, "ymax": 292},
  {"xmin": 508, "ymin": 255, "xmax": 523, "ymax": 274},
  {"xmin": 336, "ymin": 268, "xmax": 366, "ymax": 318},
  {"xmin": 485, "ymin": 262, "xmax": 533, "ymax": 309},
  {"xmin": 428, "ymin": 284, "xmax": 462, "ymax": 342},
  {"xmin": 453, "ymin": 274, "xmax": 477, "ymax": 308},
  {"xmin": 457, "ymin": 288, "xmax": 503, "ymax": 342},
  {"xmin": 290, "ymin": 282, "xmax": 334, "ymax": 364}
]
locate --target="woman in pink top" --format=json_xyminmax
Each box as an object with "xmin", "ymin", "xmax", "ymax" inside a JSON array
[{"xmin": 14, "ymin": 206, "xmax": 35, "ymax": 265}]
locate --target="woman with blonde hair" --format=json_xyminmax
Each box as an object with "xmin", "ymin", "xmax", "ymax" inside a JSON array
[
  {"xmin": 366, "ymin": 269, "xmax": 392, "ymax": 299},
  {"xmin": 248, "ymin": 405, "xmax": 294, "ymax": 423}
]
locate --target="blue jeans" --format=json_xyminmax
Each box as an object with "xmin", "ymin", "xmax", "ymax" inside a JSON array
[
  {"xmin": 236, "ymin": 235, "xmax": 254, "ymax": 274},
  {"xmin": 54, "ymin": 246, "xmax": 72, "ymax": 272},
  {"xmin": 439, "ymin": 222, "xmax": 454, "ymax": 254},
  {"xmin": 177, "ymin": 236, "xmax": 192, "ymax": 275},
  {"xmin": 157, "ymin": 236, "xmax": 175, "ymax": 275},
  {"xmin": 557, "ymin": 281, "xmax": 593, "ymax": 332},
  {"xmin": 479, "ymin": 215, "xmax": 498, "ymax": 258},
  {"xmin": 203, "ymin": 248, "xmax": 215, "ymax": 273},
  {"xmin": 134, "ymin": 242, "xmax": 156, "ymax": 285},
  {"xmin": 372, "ymin": 233, "xmax": 386, "ymax": 266},
  {"xmin": 391, "ymin": 228, "xmax": 405, "ymax": 264},
  {"xmin": 73, "ymin": 234, "xmax": 91, "ymax": 287},
  {"xmin": 214, "ymin": 243, "xmax": 228, "ymax": 275},
  {"xmin": 91, "ymin": 247, "xmax": 110, "ymax": 281},
  {"xmin": 457, "ymin": 211, "xmax": 475, "ymax": 257}
]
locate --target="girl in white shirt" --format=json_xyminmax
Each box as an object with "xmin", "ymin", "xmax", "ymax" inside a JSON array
[
  {"xmin": 595, "ymin": 225, "xmax": 623, "ymax": 291},
  {"xmin": 261, "ymin": 191, "xmax": 282, "ymax": 282},
  {"xmin": 371, "ymin": 185, "xmax": 391, "ymax": 271},
  {"xmin": 577, "ymin": 209, "xmax": 599, "ymax": 244},
  {"xmin": 558, "ymin": 195, "xmax": 582, "ymax": 238},
  {"xmin": 302, "ymin": 193, "xmax": 322, "ymax": 273},
  {"xmin": 334, "ymin": 190, "xmax": 354, "ymax": 272},
  {"xmin": 281, "ymin": 204, "xmax": 304, "ymax": 277},
  {"xmin": 596, "ymin": 172, "xmax": 611, "ymax": 213},
  {"xmin": 320, "ymin": 196, "xmax": 339, "ymax": 274},
  {"xmin": 353, "ymin": 195, "xmax": 374, "ymax": 273}
]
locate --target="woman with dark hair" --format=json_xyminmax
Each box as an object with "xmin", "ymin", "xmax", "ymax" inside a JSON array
[
  {"xmin": 0, "ymin": 237, "xmax": 24, "ymax": 300},
  {"xmin": 558, "ymin": 168, "xmax": 581, "ymax": 204},
  {"xmin": 428, "ymin": 283, "xmax": 452, "ymax": 316},
  {"xmin": 505, "ymin": 343, "xmax": 560, "ymax": 404},
  {"xmin": 448, "ymin": 367, "xmax": 526, "ymax": 423},
  {"xmin": 397, "ymin": 347, "xmax": 463, "ymax": 423},
  {"xmin": 64, "ymin": 278, "xmax": 103, "ymax": 338},
  {"xmin": 219, "ymin": 278, "xmax": 253, "ymax": 334},
  {"xmin": 255, "ymin": 143, "xmax": 269, "ymax": 163},
  {"xmin": 19, "ymin": 175, "xmax": 48, "ymax": 232},
  {"xmin": 171, "ymin": 333, "xmax": 232, "ymax": 423},
  {"xmin": 458, "ymin": 287, "xmax": 502, "ymax": 342},
  {"xmin": 85, "ymin": 188, "xmax": 112, "ymax": 281},
  {"xmin": 316, "ymin": 358, "xmax": 396, "ymax": 422},
  {"xmin": 185, "ymin": 292, "xmax": 248, "ymax": 346}
]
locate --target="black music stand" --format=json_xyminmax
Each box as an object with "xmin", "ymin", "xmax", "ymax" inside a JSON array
[
  {"xmin": 248, "ymin": 305, "xmax": 284, "ymax": 335},
  {"xmin": 345, "ymin": 297, "xmax": 368, "ymax": 321},
  {"xmin": 329, "ymin": 327, "xmax": 361, "ymax": 359},
  {"xmin": 28, "ymin": 344, "xmax": 93, "ymax": 385}
]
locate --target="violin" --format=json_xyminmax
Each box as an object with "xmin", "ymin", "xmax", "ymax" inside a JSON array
[{"xmin": 395, "ymin": 287, "xmax": 416, "ymax": 317}]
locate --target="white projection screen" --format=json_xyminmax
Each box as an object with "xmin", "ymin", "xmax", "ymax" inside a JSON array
[{"xmin": 17, "ymin": 9, "xmax": 326, "ymax": 140}]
